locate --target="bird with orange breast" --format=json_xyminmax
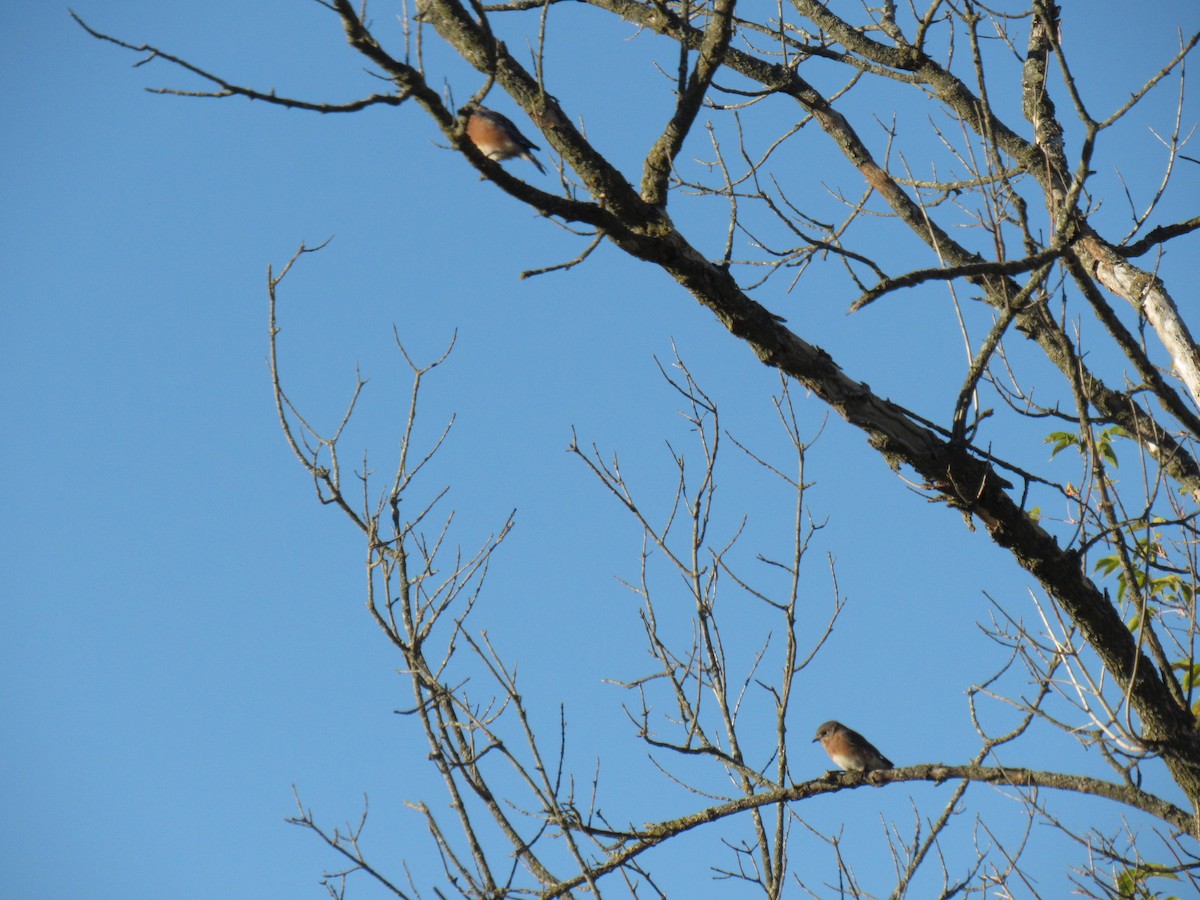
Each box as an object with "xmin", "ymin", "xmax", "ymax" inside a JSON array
[
  {"xmin": 466, "ymin": 107, "xmax": 546, "ymax": 174},
  {"xmin": 813, "ymin": 720, "xmax": 894, "ymax": 772}
]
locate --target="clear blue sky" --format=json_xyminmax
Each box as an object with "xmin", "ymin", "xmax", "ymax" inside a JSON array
[{"xmin": 4, "ymin": 2, "xmax": 1199, "ymax": 897}]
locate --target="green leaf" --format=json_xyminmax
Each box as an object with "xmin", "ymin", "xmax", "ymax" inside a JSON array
[
  {"xmin": 1172, "ymin": 661, "xmax": 1200, "ymax": 692},
  {"xmin": 1045, "ymin": 431, "xmax": 1079, "ymax": 458},
  {"xmin": 1116, "ymin": 863, "xmax": 1181, "ymax": 898}
]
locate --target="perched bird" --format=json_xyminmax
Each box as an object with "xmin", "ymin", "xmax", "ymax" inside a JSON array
[
  {"xmin": 466, "ymin": 107, "xmax": 546, "ymax": 174},
  {"xmin": 813, "ymin": 720, "xmax": 894, "ymax": 772}
]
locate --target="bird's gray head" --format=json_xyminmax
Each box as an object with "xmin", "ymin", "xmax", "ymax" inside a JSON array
[{"xmin": 813, "ymin": 720, "xmax": 843, "ymax": 743}]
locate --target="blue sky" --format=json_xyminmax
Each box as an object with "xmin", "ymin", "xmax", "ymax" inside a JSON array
[{"xmin": 4, "ymin": 2, "xmax": 1200, "ymax": 897}]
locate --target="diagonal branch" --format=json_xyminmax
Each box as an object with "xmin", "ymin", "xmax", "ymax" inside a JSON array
[{"xmin": 640, "ymin": 0, "xmax": 736, "ymax": 207}]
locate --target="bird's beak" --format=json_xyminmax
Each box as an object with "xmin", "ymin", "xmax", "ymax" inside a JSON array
[{"xmin": 811, "ymin": 736, "xmax": 820, "ymax": 743}]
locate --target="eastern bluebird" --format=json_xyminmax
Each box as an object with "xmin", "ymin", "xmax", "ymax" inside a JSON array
[
  {"xmin": 466, "ymin": 107, "xmax": 546, "ymax": 174},
  {"xmin": 813, "ymin": 720, "xmax": 894, "ymax": 772}
]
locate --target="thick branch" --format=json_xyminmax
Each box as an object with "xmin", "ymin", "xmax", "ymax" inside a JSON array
[
  {"xmin": 640, "ymin": 0, "xmax": 736, "ymax": 207},
  {"xmin": 585, "ymin": 0, "xmax": 1200, "ymax": 496}
]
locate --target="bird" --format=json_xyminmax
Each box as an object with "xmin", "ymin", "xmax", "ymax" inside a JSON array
[
  {"xmin": 466, "ymin": 107, "xmax": 546, "ymax": 174},
  {"xmin": 813, "ymin": 720, "xmax": 894, "ymax": 772}
]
